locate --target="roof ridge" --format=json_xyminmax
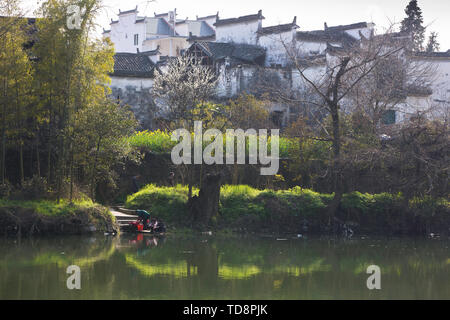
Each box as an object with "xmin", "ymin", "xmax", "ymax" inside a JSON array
[{"xmin": 214, "ymin": 10, "xmax": 264, "ymax": 27}]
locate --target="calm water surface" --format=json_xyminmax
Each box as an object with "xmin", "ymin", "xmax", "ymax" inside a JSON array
[{"xmin": 0, "ymin": 234, "xmax": 449, "ymax": 299}]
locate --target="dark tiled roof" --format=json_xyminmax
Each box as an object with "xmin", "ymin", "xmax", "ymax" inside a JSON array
[
  {"xmin": 258, "ymin": 18, "xmax": 298, "ymax": 35},
  {"xmin": 188, "ymin": 33, "xmax": 216, "ymax": 42},
  {"xmin": 196, "ymin": 13, "xmax": 219, "ymax": 20},
  {"xmin": 112, "ymin": 52, "xmax": 156, "ymax": 78},
  {"xmin": 214, "ymin": 10, "xmax": 264, "ymax": 27},
  {"xmin": 189, "ymin": 41, "xmax": 266, "ymax": 65},
  {"xmin": 135, "ymin": 18, "xmax": 145, "ymax": 23},
  {"xmin": 297, "ymin": 21, "xmax": 370, "ymax": 45},
  {"xmin": 406, "ymin": 85, "xmax": 433, "ymax": 96},
  {"xmin": 140, "ymin": 48, "xmax": 160, "ymax": 56},
  {"xmin": 110, "ymin": 20, "xmax": 118, "ymax": 24},
  {"xmin": 154, "ymin": 12, "xmax": 169, "ymax": 17},
  {"xmin": 325, "ymin": 22, "xmax": 369, "ymax": 32},
  {"xmin": 102, "ymin": 29, "xmax": 111, "ymax": 33},
  {"xmin": 296, "ymin": 29, "xmax": 358, "ymax": 46},
  {"xmin": 119, "ymin": 7, "xmax": 138, "ymax": 15},
  {"xmin": 296, "ymin": 30, "xmax": 330, "ymax": 42}
]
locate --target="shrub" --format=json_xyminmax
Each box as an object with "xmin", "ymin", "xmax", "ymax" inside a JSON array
[
  {"xmin": 125, "ymin": 184, "xmax": 195, "ymax": 223},
  {"xmin": 16, "ymin": 175, "xmax": 49, "ymax": 200},
  {"xmin": 341, "ymin": 191, "xmax": 373, "ymax": 213},
  {"xmin": 0, "ymin": 180, "xmax": 12, "ymax": 198},
  {"xmin": 123, "ymin": 183, "xmax": 449, "ymax": 234}
]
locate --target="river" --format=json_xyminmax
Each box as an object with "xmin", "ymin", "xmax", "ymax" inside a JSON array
[{"xmin": 0, "ymin": 234, "xmax": 449, "ymax": 299}]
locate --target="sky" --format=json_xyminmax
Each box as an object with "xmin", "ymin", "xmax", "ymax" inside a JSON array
[{"xmin": 24, "ymin": 0, "xmax": 450, "ymax": 51}]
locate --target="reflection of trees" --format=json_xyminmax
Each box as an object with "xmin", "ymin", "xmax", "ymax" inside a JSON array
[
  {"xmin": 1, "ymin": 236, "xmax": 449, "ymax": 299},
  {"xmin": 0, "ymin": 236, "xmax": 118, "ymax": 299},
  {"xmin": 188, "ymin": 242, "xmax": 219, "ymax": 280}
]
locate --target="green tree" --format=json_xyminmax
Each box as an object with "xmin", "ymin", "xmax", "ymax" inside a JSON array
[
  {"xmin": 400, "ymin": 0, "xmax": 426, "ymax": 51},
  {"xmin": 33, "ymin": 0, "xmax": 114, "ymax": 200},
  {"xmin": 0, "ymin": 0, "xmax": 33, "ymax": 185},
  {"xmin": 426, "ymin": 31, "xmax": 440, "ymax": 52},
  {"xmin": 72, "ymin": 101, "xmax": 137, "ymax": 201}
]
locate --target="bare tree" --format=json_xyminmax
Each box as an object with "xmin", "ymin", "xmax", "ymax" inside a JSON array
[
  {"xmin": 277, "ymin": 27, "xmax": 408, "ymax": 219},
  {"xmin": 347, "ymin": 33, "xmax": 437, "ymax": 132}
]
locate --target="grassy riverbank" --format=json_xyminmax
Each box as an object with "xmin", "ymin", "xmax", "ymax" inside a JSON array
[
  {"xmin": 125, "ymin": 184, "xmax": 450, "ymax": 235},
  {"xmin": 0, "ymin": 199, "xmax": 119, "ymax": 236}
]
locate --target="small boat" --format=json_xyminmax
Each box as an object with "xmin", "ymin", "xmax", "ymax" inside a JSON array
[{"xmin": 121, "ymin": 220, "xmax": 166, "ymax": 234}]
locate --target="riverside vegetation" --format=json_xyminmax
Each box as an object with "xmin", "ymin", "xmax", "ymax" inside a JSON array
[{"xmin": 125, "ymin": 184, "xmax": 449, "ymax": 236}]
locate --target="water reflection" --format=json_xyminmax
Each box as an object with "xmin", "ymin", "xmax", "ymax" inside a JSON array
[{"xmin": 0, "ymin": 235, "xmax": 449, "ymax": 299}]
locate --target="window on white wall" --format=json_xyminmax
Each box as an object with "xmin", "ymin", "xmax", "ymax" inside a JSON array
[{"xmin": 134, "ymin": 34, "xmax": 139, "ymax": 46}]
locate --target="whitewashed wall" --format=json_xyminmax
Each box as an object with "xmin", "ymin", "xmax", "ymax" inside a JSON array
[
  {"xmin": 258, "ymin": 30, "xmax": 295, "ymax": 67},
  {"xmin": 429, "ymin": 59, "xmax": 450, "ymax": 101},
  {"xmin": 344, "ymin": 26, "xmax": 373, "ymax": 40},
  {"xmin": 107, "ymin": 12, "xmax": 146, "ymax": 53},
  {"xmin": 216, "ymin": 20, "xmax": 261, "ymax": 44},
  {"xmin": 110, "ymin": 76, "xmax": 154, "ymax": 90},
  {"xmin": 110, "ymin": 76, "xmax": 156, "ymax": 129},
  {"xmin": 296, "ymin": 40, "xmax": 327, "ymax": 55}
]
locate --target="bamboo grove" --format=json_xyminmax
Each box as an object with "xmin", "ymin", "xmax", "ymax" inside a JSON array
[{"xmin": 0, "ymin": 0, "xmax": 138, "ymax": 201}]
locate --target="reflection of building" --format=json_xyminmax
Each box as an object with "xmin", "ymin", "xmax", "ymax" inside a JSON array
[{"xmin": 105, "ymin": 7, "xmax": 450, "ymax": 129}]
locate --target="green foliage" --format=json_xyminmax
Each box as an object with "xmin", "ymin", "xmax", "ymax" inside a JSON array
[
  {"xmin": 125, "ymin": 184, "xmax": 197, "ymax": 222},
  {"xmin": 0, "ymin": 197, "xmax": 98, "ymax": 216},
  {"xmin": 72, "ymin": 100, "xmax": 138, "ymax": 199},
  {"xmin": 124, "ymin": 184, "xmax": 449, "ymax": 232},
  {"xmin": 127, "ymin": 130, "xmax": 294, "ymax": 159},
  {"xmin": 127, "ymin": 130, "xmax": 176, "ymax": 153},
  {"xmin": 400, "ymin": 0, "xmax": 426, "ymax": 51},
  {"xmin": 341, "ymin": 191, "xmax": 373, "ymax": 213},
  {"xmin": 16, "ymin": 175, "xmax": 48, "ymax": 200},
  {"xmin": 409, "ymin": 196, "xmax": 450, "ymax": 217},
  {"xmin": 284, "ymin": 187, "xmax": 329, "ymax": 216},
  {"xmin": 0, "ymin": 0, "xmax": 125, "ymax": 201}
]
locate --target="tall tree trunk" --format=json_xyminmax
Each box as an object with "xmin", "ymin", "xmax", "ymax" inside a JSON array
[
  {"xmin": 326, "ymin": 106, "xmax": 343, "ymax": 224},
  {"xmin": 90, "ymin": 137, "xmax": 102, "ymax": 201},
  {"xmin": 19, "ymin": 142, "xmax": 24, "ymax": 184},
  {"xmin": 14, "ymin": 74, "xmax": 23, "ymax": 185},
  {"xmin": 69, "ymin": 141, "xmax": 74, "ymax": 203},
  {"xmin": 188, "ymin": 173, "xmax": 221, "ymax": 229},
  {"xmin": 35, "ymin": 132, "xmax": 40, "ymax": 178},
  {"xmin": 1, "ymin": 78, "xmax": 7, "ymax": 184}
]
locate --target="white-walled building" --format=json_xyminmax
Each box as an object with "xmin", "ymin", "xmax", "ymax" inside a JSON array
[
  {"xmin": 104, "ymin": 7, "xmax": 449, "ymax": 129},
  {"xmin": 103, "ymin": 7, "xmax": 217, "ymax": 58}
]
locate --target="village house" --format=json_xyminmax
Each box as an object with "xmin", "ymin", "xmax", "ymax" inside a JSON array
[{"xmin": 104, "ymin": 7, "xmax": 450, "ymax": 129}]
